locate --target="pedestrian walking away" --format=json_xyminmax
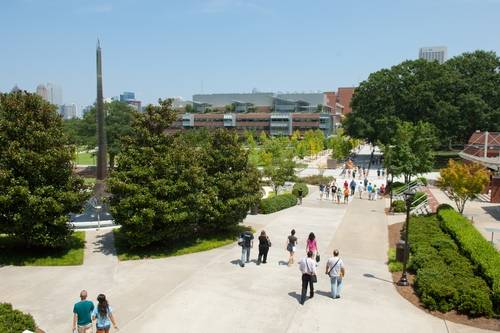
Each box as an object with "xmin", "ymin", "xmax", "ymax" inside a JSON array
[
  {"xmin": 319, "ymin": 183, "xmax": 325, "ymax": 200},
  {"xmin": 363, "ymin": 177, "xmax": 368, "ymax": 190},
  {"xmin": 92, "ymin": 294, "xmax": 118, "ymax": 333},
  {"xmin": 238, "ymin": 230, "xmax": 254, "ymax": 267},
  {"xmin": 257, "ymin": 230, "xmax": 271, "ymax": 264},
  {"xmin": 326, "ymin": 249, "xmax": 345, "ymax": 299},
  {"xmin": 325, "ymin": 184, "xmax": 330, "ymax": 199},
  {"xmin": 336, "ymin": 187, "xmax": 342, "ymax": 204},
  {"xmin": 367, "ymin": 183, "xmax": 373, "ymax": 200},
  {"xmin": 287, "ymin": 229, "xmax": 298, "ymax": 266},
  {"xmin": 358, "ymin": 181, "xmax": 364, "ymax": 199},
  {"xmin": 297, "ymin": 188, "xmax": 303, "ymax": 205},
  {"xmin": 377, "ymin": 169, "xmax": 380, "ymax": 178},
  {"xmin": 331, "ymin": 184, "xmax": 337, "ymax": 202},
  {"xmin": 306, "ymin": 232, "xmax": 319, "ymax": 261},
  {"xmin": 299, "ymin": 251, "xmax": 317, "ymax": 304},
  {"xmin": 349, "ymin": 179, "xmax": 356, "ymax": 197},
  {"xmin": 373, "ymin": 184, "xmax": 378, "ymax": 200},
  {"xmin": 73, "ymin": 290, "xmax": 94, "ymax": 333},
  {"xmin": 343, "ymin": 187, "xmax": 349, "ymax": 204}
]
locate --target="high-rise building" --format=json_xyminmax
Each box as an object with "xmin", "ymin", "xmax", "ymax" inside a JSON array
[
  {"xmin": 46, "ymin": 82, "xmax": 63, "ymax": 105},
  {"xmin": 120, "ymin": 91, "xmax": 135, "ymax": 102},
  {"xmin": 82, "ymin": 105, "xmax": 93, "ymax": 117},
  {"xmin": 60, "ymin": 103, "xmax": 77, "ymax": 119},
  {"xmin": 36, "ymin": 84, "xmax": 49, "ymax": 101},
  {"xmin": 419, "ymin": 46, "xmax": 447, "ymax": 64}
]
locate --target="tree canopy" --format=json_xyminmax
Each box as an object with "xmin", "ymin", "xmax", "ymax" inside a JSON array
[
  {"xmin": 108, "ymin": 100, "xmax": 261, "ymax": 248},
  {"xmin": 0, "ymin": 92, "xmax": 87, "ymax": 248},
  {"xmin": 344, "ymin": 50, "xmax": 500, "ymax": 147}
]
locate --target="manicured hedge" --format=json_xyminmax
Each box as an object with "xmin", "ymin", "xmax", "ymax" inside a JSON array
[
  {"xmin": 299, "ymin": 175, "xmax": 334, "ymax": 185},
  {"xmin": 292, "ymin": 183, "xmax": 309, "ymax": 198},
  {"xmin": 436, "ymin": 203, "xmax": 454, "ymax": 213},
  {"xmin": 259, "ymin": 193, "xmax": 297, "ymax": 214},
  {"xmin": 391, "ymin": 200, "xmax": 406, "ymax": 213},
  {"xmin": 0, "ymin": 303, "xmax": 36, "ymax": 333},
  {"xmin": 438, "ymin": 208, "xmax": 500, "ymax": 311},
  {"xmin": 408, "ymin": 216, "xmax": 493, "ymax": 316}
]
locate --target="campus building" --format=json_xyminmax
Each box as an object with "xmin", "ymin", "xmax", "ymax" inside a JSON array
[
  {"xmin": 419, "ymin": 46, "xmax": 448, "ymax": 64},
  {"xmin": 170, "ymin": 88, "xmax": 355, "ymax": 136}
]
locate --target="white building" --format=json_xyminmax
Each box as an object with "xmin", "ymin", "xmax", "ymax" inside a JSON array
[
  {"xmin": 61, "ymin": 103, "xmax": 78, "ymax": 119},
  {"xmin": 46, "ymin": 82, "xmax": 63, "ymax": 105},
  {"xmin": 419, "ymin": 46, "xmax": 448, "ymax": 64},
  {"xmin": 36, "ymin": 84, "xmax": 48, "ymax": 101}
]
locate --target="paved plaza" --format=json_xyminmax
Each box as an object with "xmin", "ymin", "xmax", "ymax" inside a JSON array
[{"xmin": 0, "ymin": 182, "xmax": 495, "ymax": 332}]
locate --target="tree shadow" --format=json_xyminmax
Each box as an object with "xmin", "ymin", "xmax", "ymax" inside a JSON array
[
  {"xmin": 363, "ymin": 273, "xmax": 395, "ymax": 284},
  {"xmin": 482, "ymin": 206, "xmax": 500, "ymax": 221},
  {"xmin": 93, "ymin": 231, "xmax": 117, "ymax": 257}
]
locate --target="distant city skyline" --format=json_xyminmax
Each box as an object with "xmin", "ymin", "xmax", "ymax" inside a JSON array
[{"xmin": 1, "ymin": 0, "xmax": 499, "ymax": 108}]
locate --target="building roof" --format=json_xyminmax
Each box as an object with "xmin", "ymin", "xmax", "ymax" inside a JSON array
[{"xmin": 460, "ymin": 131, "xmax": 500, "ymax": 171}]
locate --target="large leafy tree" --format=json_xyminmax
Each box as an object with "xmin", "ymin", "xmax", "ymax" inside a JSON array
[
  {"xmin": 108, "ymin": 100, "xmax": 260, "ymax": 248},
  {"xmin": 259, "ymin": 136, "xmax": 296, "ymax": 193},
  {"xmin": 64, "ymin": 101, "xmax": 136, "ymax": 168},
  {"xmin": 345, "ymin": 51, "xmax": 500, "ymax": 147},
  {"xmin": 0, "ymin": 92, "xmax": 87, "ymax": 248},
  {"xmin": 383, "ymin": 121, "xmax": 436, "ymax": 183},
  {"xmin": 437, "ymin": 160, "xmax": 490, "ymax": 213}
]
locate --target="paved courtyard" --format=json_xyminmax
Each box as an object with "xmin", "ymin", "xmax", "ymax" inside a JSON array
[{"xmin": 0, "ymin": 183, "xmax": 495, "ymax": 332}]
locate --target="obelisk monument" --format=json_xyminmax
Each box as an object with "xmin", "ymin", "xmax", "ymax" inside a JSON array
[{"xmin": 95, "ymin": 40, "xmax": 108, "ymax": 198}]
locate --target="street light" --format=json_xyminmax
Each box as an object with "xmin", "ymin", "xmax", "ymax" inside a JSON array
[
  {"xmin": 398, "ymin": 188, "xmax": 415, "ymax": 286},
  {"xmin": 95, "ymin": 205, "xmax": 102, "ymax": 231}
]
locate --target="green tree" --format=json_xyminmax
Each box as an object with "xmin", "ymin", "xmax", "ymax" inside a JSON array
[
  {"xmin": 0, "ymin": 92, "xmax": 88, "ymax": 248},
  {"xmin": 383, "ymin": 121, "xmax": 436, "ymax": 183},
  {"xmin": 71, "ymin": 101, "xmax": 136, "ymax": 169},
  {"xmin": 259, "ymin": 136, "xmax": 296, "ymax": 193},
  {"xmin": 437, "ymin": 160, "xmax": 490, "ymax": 213},
  {"xmin": 108, "ymin": 101, "xmax": 260, "ymax": 248}
]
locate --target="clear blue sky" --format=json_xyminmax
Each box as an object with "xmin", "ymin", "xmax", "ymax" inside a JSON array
[{"xmin": 2, "ymin": 0, "xmax": 499, "ymax": 109}]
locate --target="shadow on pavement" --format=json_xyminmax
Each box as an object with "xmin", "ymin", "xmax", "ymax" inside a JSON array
[
  {"xmin": 93, "ymin": 231, "xmax": 117, "ymax": 256},
  {"xmin": 288, "ymin": 291, "xmax": 301, "ymax": 304},
  {"xmin": 315, "ymin": 290, "xmax": 334, "ymax": 299},
  {"xmin": 482, "ymin": 206, "xmax": 500, "ymax": 221},
  {"xmin": 363, "ymin": 273, "xmax": 394, "ymax": 284},
  {"xmin": 278, "ymin": 260, "xmax": 289, "ymax": 266}
]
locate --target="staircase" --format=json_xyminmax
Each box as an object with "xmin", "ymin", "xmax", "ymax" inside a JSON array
[{"xmin": 392, "ymin": 179, "xmax": 431, "ymax": 216}]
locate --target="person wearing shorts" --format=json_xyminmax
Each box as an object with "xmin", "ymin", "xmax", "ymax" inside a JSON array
[
  {"xmin": 92, "ymin": 294, "xmax": 118, "ymax": 333},
  {"xmin": 287, "ymin": 229, "xmax": 298, "ymax": 266},
  {"xmin": 72, "ymin": 290, "xmax": 94, "ymax": 333}
]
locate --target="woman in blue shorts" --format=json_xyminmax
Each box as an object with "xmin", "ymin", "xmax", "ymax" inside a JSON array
[{"xmin": 92, "ymin": 294, "xmax": 118, "ymax": 333}]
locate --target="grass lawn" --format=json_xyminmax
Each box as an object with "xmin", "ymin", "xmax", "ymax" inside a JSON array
[
  {"xmin": 114, "ymin": 225, "xmax": 253, "ymax": 261},
  {"xmin": 76, "ymin": 151, "xmax": 96, "ymax": 165},
  {"xmin": 0, "ymin": 231, "xmax": 85, "ymax": 266}
]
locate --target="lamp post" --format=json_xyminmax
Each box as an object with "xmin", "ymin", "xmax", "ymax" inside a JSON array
[
  {"xmin": 95, "ymin": 205, "xmax": 102, "ymax": 231},
  {"xmin": 398, "ymin": 189, "xmax": 415, "ymax": 286}
]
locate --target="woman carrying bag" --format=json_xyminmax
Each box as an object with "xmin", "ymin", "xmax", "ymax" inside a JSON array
[{"xmin": 257, "ymin": 230, "xmax": 271, "ymax": 264}]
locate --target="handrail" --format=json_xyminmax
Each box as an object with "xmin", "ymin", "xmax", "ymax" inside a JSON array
[
  {"xmin": 393, "ymin": 179, "xmax": 423, "ymax": 196},
  {"xmin": 411, "ymin": 193, "xmax": 427, "ymax": 207}
]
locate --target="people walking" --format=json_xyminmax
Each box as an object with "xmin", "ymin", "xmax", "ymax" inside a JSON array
[
  {"xmin": 287, "ymin": 229, "xmax": 298, "ymax": 266},
  {"xmin": 239, "ymin": 230, "xmax": 254, "ymax": 267},
  {"xmin": 349, "ymin": 179, "xmax": 356, "ymax": 196},
  {"xmin": 343, "ymin": 187, "xmax": 349, "ymax": 204},
  {"xmin": 343, "ymin": 180, "xmax": 348, "ymax": 190},
  {"xmin": 72, "ymin": 290, "xmax": 94, "ymax": 333},
  {"xmin": 373, "ymin": 184, "xmax": 378, "ymax": 200},
  {"xmin": 377, "ymin": 169, "xmax": 380, "ymax": 178},
  {"xmin": 306, "ymin": 232, "xmax": 319, "ymax": 260},
  {"xmin": 367, "ymin": 183, "xmax": 373, "ymax": 200},
  {"xmin": 336, "ymin": 187, "xmax": 342, "ymax": 204},
  {"xmin": 319, "ymin": 183, "xmax": 325, "ymax": 200},
  {"xmin": 297, "ymin": 188, "xmax": 303, "ymax": 205},
  {"xmin": 299, "ymin": 251, "xmax": 317, "ymax": 304},
  {"xmin": 326, "ymin": 249, "xmax": 345, "ymax": 299},
  {"xmin": 363, "ymin": 177, "xmax": 368, "ymax": 190},
  {"xmin": 331, "ymin": 183, "xmax": 337, "ymax": 202},
  {"xmin": 325, "ymin": 184, "xmax": 330, "ymax": 200},
  {"xmin": 358, "ymin": 181, "xmax": 364, "ymax": 199},
  {"xmin": 257, "ymin": 230, "xmax": 271, "ymax": 264},
  {"xmin": 92, "ymin": 294, "xmax": 118, "ymax": 333}
]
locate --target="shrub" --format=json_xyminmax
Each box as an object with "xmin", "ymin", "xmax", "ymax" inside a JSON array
[
  {"xmin": 0, "ymin": 303, "xmax": 36, "ymax": 333},
  {"xmin": 408, "ymin": 216, "xmax": 493, "ymax": 316},
  {"xmin": 259, "ymin": 193, "xmax": 297, "ymax": 214},
  {"xmin": 387, "ymin": 248, "xmax": 403, "ymax": 272},
  {"xmin": 438, "ymin": 209, "xmax": 500, "ymax": 312},
  {"xmin": 418, "ymin": 177, "xmax": 428, "ymax": 186},
  {"xmin": 300, "ymin": 175, "xmax": 334, "ymax": 185},
  {"xmin": 391, "ymin": 200, "xmax": 406, "ymax": 213},
  {"xmin": 436, "ymin": 203, "xmax": 454, "ymax": 213},
  {"xmin": 390, "ymin": 181, "xmax": 405, "ymax": 192},
  {"xmin": 292, "ymin": 183, "xmax": 309, "ymax": 198}
]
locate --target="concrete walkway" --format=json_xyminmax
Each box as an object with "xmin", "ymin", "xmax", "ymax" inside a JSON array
[{"xmin": 0, "ymin": 187, "xmax": 495, "ymax": 332}]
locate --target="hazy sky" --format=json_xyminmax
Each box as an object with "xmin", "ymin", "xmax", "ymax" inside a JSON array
[{"xmin": 1, "ymin": 0, "xmax": 499, "ymax": 108}]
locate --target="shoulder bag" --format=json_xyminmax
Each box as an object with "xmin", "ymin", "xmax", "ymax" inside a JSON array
[{"xmin": 327, "ymin": 258, "xmax": 340, "ymax": 276}]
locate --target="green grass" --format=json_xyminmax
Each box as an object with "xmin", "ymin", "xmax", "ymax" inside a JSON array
[
  {"xmin": 83, "ymin": 177, "xmax": 96, "ymax": 186},
  {"xmin": 76, "ymin": 151, "xmax": 96, "ymax": 165},
  {"xmin": 387, "ymin": 248, "xmax": 403, "ymax": 272},
  {"xmin": 114, "ymin": 225, "xmax": 253, "ymax": 261},
  {"xmin": 0, "ymin": 232, "xmax": 85, "ymax": 266}
]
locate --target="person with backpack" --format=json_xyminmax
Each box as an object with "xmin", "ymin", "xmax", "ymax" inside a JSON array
[
  {"xmin": 299, "ymin": 251, "xmax": 317, "ymax": 305},
  {"xmin": 325, "ymin": 249, "xmax": 345, "ymax": 299},
  {"xmin": 349, "ymin": 179, "xmax": 356, "ymax": 197},
  {"xmin": 286, "ymin": 229, "xmax": 298, "ymax": 266},
  {"xmin": 331, "ymin": 183, "xmax": 337, "ymax": 202},
  {"xmin": 343, "ymin": 187, "xmax": 349, "ymax": 204},
  {"xmin": 239, "ymin": 230, "xmax": 254, "ymax": 267},
  {"xmin": 92, "ymin": 294, "xmax": 118, "ymax": 333},
  {"xmin": 257, "ymin": 230, "xmax": 271, "ymax": 265}
]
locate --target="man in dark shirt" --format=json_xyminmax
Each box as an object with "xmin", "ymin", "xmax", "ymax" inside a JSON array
[{"xmin": 239, "ymin": 231, "xmax": 254, "ymax": 267}]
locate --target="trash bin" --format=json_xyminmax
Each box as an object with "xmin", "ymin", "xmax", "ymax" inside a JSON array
[{"xmin": 396, "ymin": 240, "xmax": 407, "ymax": 262}]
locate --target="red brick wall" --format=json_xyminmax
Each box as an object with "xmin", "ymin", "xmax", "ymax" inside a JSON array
[{"xmin": 337, "ymin": 87, "xmax": 355, "ymax": 115}]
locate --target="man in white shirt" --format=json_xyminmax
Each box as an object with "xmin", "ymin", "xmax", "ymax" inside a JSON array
[
  {"xmin": 298, "ymin": 251, "xmax": 317, "ymax": 304},
  {"xmin": 325, "ymin": 249, "xmax": 345, "ymax": 299}
]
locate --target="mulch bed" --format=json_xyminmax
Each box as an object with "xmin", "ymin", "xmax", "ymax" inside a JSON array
[{"xmin": 388, "ymin": 222, "xmax": 500, "ymax": 331}]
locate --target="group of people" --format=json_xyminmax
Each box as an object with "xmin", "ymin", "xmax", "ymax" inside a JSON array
[
  {"xmin": 72, "ymin": 290, "xmax": 118, "ymax": 333},
  {"xmin": 318, "ymin": 180, "xmax": 351, "ymax": 204},
  {"xmin": 238, "ymin": 229, "xmax": 346, "ymax": 305}
]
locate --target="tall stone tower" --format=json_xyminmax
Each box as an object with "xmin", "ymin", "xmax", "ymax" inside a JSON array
[{"xmin": 95, "ymin": 40, "xmax": 108, "ymax": 198}]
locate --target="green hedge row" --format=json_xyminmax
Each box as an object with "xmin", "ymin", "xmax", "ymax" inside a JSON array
[
  {"xmin": 292, "ymin": 183, "xmax": 309, "ymax": 198},
  {"xmin": 438, "ymin": 208, "xmax": 500, "ymax": 311},
  {"xmin": 408, "ymin": 216, "xmax": 493, "ymax": 316},
  {"xmin": 0, "ymin": 303, "xmax": 36, "ymax": 333},
  {"xmin": 392, "ymin": 200, "xmax": 406, "ymax": 213},
  {"xmin": 259, "ymin": 193, "xmax": 297, "ymax": 214},
  {"xmin": 299, "ymin": 175, "xmax": 334, "ymax": 185}
]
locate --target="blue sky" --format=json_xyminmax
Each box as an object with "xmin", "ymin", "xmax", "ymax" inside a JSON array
[{"xmin": 1, "ymin": 0, "xmax": 499, "ymax": 109}]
